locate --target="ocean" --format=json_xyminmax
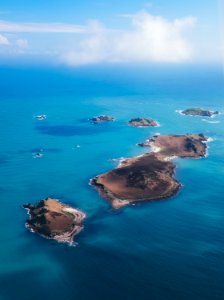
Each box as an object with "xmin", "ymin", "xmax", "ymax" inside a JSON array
[{"xmin": 0, "ymin": 63, "xmax": 223, "ymax": 300}]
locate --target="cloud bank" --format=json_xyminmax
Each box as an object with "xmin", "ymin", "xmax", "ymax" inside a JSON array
[
  {"xmin": 0, "ymin": 20, "xmax": 85, "ymax": 33},
  {"xmin": 0, "ymin": 11, "xmax": 197, "ymax": 65},
  {"xmin": 0, "ymin": 33, "xmax": 9, "ymax": 45},
  {"xmin": 16, "ymin": 39, "xmax": 28, "ymax": 48},
  {"xmin": 62, "ymin": 11, "xmax": 196, "ymax": 65}
]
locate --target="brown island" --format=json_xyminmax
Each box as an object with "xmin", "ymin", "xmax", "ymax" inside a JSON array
[
  {"xmin": 91, "ymin": 153, "xmax": 180, "ymax": 209},
  {"xmin": 128, "ymin": 118, "xmax": 158, "ymax": 127},
  {"xmin": 180, "ymin": 108, "xmax": 218, "ymax": 117},
  {"xmin": 23, "ymin": 197, "xmax": 86, "ymax": 244},
  {"xmin": 138, "ymin": 134, "xmax": 207, "ymax": 158},
  {"xmin": 89, "ymin": 115, "xmax": 115, "ymax": 124},
  {"xmin": 91, "ymin": 134, "xmax": 208, "ymax": 209}
]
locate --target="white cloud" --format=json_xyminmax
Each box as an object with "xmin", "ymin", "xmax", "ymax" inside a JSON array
[
  {"xmin": 0, "ymin": 11, "xmax": 197, "ymax": 64},
  {"xmin": 218, "ymin": 0, "xmax": 224, "ymax": 65},
  {"xmin": 0, "ymin": 33, "xmax": 9, "ymax": 45},
  {"xmin": 0, "ymin": 20, "xmax": 85, "ymax": 33},
  {"xmin": 16, "ymin": 39, "xmax": 28, "ymax": 48},
  {"xmin": 62, "ymin": 11, "xmax": 196, "ymax": 66}
]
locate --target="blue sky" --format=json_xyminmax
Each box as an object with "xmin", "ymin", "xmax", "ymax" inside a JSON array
[{"xmin": 0, "ymin": 0, "xmax": 223, "ymax": 66}]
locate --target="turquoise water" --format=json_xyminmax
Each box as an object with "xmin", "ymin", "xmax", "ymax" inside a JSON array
[{"xmin": 0, "ymin": 64, "xmax": 224, "ymax": 300}]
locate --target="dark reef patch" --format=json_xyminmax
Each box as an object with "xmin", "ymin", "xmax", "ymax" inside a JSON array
[{"xmin": 35, "ymin": 122, "xmax": 117, "ymax": 136}]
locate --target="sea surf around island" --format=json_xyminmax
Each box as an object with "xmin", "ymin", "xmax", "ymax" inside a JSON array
[{"xmin": 0, "ymin": 63, "xmax": 223, "ymax": 300}]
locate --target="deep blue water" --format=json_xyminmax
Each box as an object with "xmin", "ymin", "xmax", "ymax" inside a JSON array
[{"xmin": 0, "ymin": 64, "xmax": 224, "ymax": 300}]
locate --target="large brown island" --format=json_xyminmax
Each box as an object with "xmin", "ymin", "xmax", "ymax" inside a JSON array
[
  {"xmin": 91, "ymin": 153, "xmax": 180, "ymax": 209},
  {"xmin": 91, "ymin": 134, "xmax": 208, "ymax": 209},
  {"xmin": 23, "ymin": 198, "xmax": 86, "ymax": 244}
]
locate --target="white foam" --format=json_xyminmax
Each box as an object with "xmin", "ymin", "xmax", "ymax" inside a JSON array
[
  {"xmin": 63, "ymin": 207, "xmax": 78, "ymax": 214},
  {"xmin": 163, "ymin": 156, "xmax": 178, "ymax": 161},
  {"xmin": 210, "ymin": 112, "xmax": 219, "ymax": 118},
  {"xmin": 202, "ymin": 119, "xmax": 220, "ymax": 124},
  {"xmin": 109, "ymin": 157, "xmax": 127, "ymax": 167},
  {"xmin": 207, "ymin": 137, "xmax": 214, "ymax": 143},
  {"xmin": 150, "ymin": 145, "xmax": 161, "ymax": 153},
  {"xmin": 175, "ymin": 109, "xmax": 184, "ymax": 115}
]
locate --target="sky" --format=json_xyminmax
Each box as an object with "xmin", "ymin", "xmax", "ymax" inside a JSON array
[{"xmin": 0, "ymin": 0, "xmax": 223, "ymax": 66}]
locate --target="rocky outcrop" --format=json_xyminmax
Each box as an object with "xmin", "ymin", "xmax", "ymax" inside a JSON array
[
  {"xmin": 89, "ymin": 115, "xmax": 115, "ymax": 124},
  {"xmin": 181, "ymin": 108, "xmax": 218, "ymax": 117},
  {"xmin": 128, "ymin": 118, "xmax": 158, "ymax": 127}
]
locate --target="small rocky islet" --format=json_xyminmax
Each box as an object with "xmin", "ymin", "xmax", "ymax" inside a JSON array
[
  {"xmin": 91, "ymin": 134, "xmax": 208, "ymax": 208},
  {"xmin": 89, "ymin": 115, "xmax": 115, "ymax": 124},
  {"xmin": 128, "ymin": 117, "xmax": 158, "ymax": 127},
  {"xmin": 180, "ymin": 108, "xmax": 219, "ymax": 117},
  {"xmin": 23, "ymin": 198, "xmax": 86, "ymax": 244}
]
